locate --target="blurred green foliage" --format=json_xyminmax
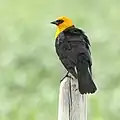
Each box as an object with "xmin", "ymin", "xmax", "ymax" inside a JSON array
[{"xmin": 0, "ymin": 0, "xmax": 120, "ymax": 120}]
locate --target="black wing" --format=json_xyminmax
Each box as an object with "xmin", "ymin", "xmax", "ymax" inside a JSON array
[
  {"xmin": 65, "ymin": 27, "xmax": 92, "ymax": 74},
  {"xmin": 55, "ymin": 26, "xmax": 92, "ymax": 77}
]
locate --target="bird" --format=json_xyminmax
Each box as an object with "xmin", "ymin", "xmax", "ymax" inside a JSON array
[{"xmin": 51, "ymin": 16, "xmax": 97, "ymax": 94}]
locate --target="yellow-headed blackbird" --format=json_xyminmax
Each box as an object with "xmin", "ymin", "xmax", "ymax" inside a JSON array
[{"xmin": 51, "ymin": 16, "xmax": 97, "ymax": 94}]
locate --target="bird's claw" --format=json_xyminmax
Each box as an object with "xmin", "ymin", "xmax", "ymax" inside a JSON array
[
  {"xmin": 60, "ymin": 72, "xmax": 68, "ymax": 83},
  {"xmin": 60, "ymin": 72, "xmax": 71, "ymax": 83},
  {"xmin": 60, "ymin": 72, "xmax": 74, "ymax": 83}
]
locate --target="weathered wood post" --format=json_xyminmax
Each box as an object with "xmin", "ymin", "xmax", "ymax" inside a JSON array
[{"xmin": 58, "ymin": 75, "xmax": 87, "ymax": 120}]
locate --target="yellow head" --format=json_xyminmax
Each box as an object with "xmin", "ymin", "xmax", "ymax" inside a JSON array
[{"xmin": 51, "ymin": 16, "xmax": 73, "ymax": 38}]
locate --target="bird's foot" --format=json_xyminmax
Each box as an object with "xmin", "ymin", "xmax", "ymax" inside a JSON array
[{"xmin": 60, "ymin": 72, "xmax": 73, "ymax": 83}]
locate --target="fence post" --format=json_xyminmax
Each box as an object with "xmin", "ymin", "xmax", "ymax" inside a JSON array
[{"xmin": 58, "ymin": 76, "xmax": 87, "ymax": 120}]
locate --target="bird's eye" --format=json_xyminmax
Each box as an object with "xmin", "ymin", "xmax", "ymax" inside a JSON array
[{"xmin": 56, "ymin": 19, "xmax": 64, "ymax": 25}]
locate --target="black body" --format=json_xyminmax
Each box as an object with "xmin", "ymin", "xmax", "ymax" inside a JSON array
[{"xmin": 55, "ymin": 26, "xmax": 97, "ymax": 94}]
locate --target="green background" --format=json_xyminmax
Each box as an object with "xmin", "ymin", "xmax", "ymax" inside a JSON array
[{"xmin": 0, "ymin": 0, "xmax": 120, "ymax": 120}]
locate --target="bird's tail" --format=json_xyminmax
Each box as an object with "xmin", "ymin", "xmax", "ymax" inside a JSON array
[{"xmin": 77, "ymin": 54, "xmax": 97, "ymax": 94}]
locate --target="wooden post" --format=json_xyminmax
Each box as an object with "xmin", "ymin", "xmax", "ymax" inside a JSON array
[{"xmin": 58, "ymin": 75, "xmax": 87, "ymax": 120}]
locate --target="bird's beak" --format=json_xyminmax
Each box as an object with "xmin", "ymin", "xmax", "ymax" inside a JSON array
[{"xmin": 50, "ymin": 20, "xmax": 57, "ymax": 25}]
